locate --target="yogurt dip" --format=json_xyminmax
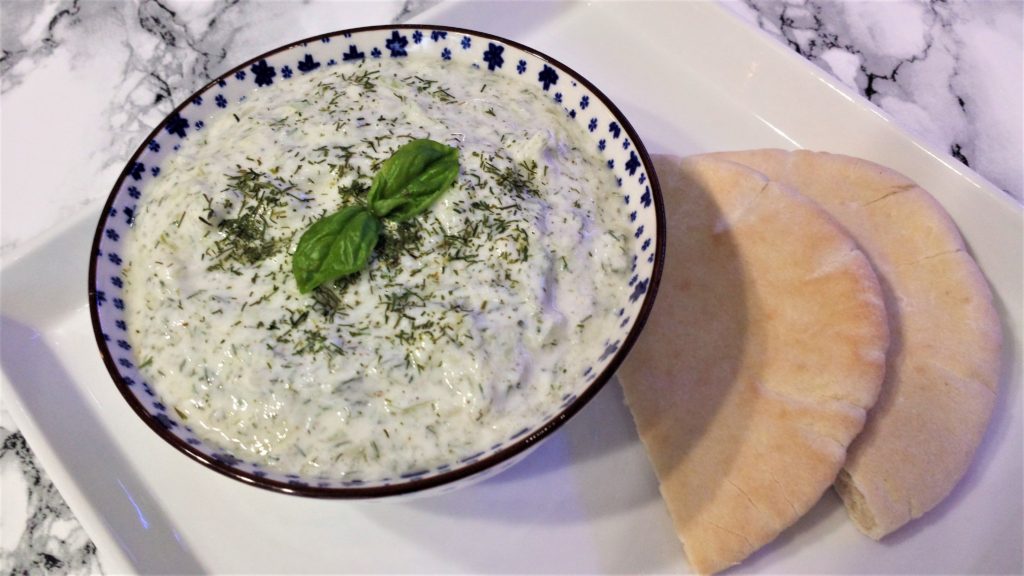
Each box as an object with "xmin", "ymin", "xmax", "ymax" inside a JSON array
[{"xmin": 122, "ymin": 56, "xmax": 633, "ymax": 480}]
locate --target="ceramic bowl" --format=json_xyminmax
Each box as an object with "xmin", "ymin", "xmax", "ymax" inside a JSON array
[{"xmin": 89, "ymin": 25, "xmax": 664, "ymax": 498}]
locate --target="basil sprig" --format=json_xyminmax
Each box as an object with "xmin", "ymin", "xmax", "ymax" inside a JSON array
[
  {"xmin": 292, "ymin": 205, "xmax": 381, "ymax": 294},
  {"xmin": 292, "ymin": 139, "xmax": 460, "ymax": 293},
  {"xmin": 368, "ymin": 139, "xmax": 460, "ymax": 221}
]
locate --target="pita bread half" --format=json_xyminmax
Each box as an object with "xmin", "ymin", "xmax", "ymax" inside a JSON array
[
  {"xmin": 619, "ymin": 155, "xmax": 888, "ymax": 574},
  {"xmin": 710, "ymin": 149, "xmax": 1003, "ymax": 539}
]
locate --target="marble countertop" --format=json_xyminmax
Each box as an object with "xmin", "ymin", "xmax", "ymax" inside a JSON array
[{"xmin": 1, "ymin": 0, "xmax": 1020, "ymax": 573}]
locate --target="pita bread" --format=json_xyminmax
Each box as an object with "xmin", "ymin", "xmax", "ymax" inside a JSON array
[
  {"xmin": 619, "ymin": 155, "xmax": 888, "ymax": 574},
  {"xmin": 711, "ymin": 149, "xmax": 1003, "ymax": 539}
]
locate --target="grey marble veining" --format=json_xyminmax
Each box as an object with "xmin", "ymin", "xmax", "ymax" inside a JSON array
[
  {"xmin": 0, "ymin": 427, "xmax": 102, "ymax": 575},
  {"xmin": 726, "ymin": 0, "xmax": 1023, "ymax": 199}
]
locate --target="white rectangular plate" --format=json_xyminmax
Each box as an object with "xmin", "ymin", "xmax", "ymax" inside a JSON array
[{"xmin": 2, "ymin": 2, "xmax": 1021, "ymax": 573}]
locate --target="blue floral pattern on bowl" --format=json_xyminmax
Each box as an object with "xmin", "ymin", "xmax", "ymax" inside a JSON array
[{"xmin": 89, "ymin": 25, "xmax": 664, "ymax": 498}]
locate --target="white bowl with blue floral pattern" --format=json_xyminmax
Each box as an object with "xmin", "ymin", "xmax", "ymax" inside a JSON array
[{"xmin": 89, "ymin": 25, "xmax": 664, "ymax": 498}]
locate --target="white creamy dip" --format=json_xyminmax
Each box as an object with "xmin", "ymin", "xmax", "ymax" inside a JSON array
[{"xmin": 122, "ymin": 56, "xmax": 632, "ymax": 479}]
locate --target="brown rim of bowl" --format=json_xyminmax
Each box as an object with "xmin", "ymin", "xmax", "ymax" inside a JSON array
[{"xmin": 88, "ymin": 24, "xmax": 666, "ymax": 498}]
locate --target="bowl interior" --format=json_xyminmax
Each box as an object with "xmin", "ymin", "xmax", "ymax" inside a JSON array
[{"xmin": 90, "ymin": 25, "xmax": 663, "ymax": 497}]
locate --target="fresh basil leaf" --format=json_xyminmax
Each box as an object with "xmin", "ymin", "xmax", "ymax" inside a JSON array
[
  {"xmin": 292, "ymin": 139, "xmax": 460, "ymax": 293},
  {"xmin": 368, "ymin": 139, "xmax": 460, "ymax": 222},
  {"xmin": 292, "ymin": 205, "xmax": 381, "ymax": 294}
]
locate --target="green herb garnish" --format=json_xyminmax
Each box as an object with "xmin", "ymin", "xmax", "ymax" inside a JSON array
[
  {"xmin": 292, "ymin": 205, "xmax": 381, "ymax": 294},
  {"xmin": 205, "ymin": 168, "xmax": 294, "ymax": 271},
  {"xmin": 292, "ymin": 139, "xmax": 460, "ymax": 293}
]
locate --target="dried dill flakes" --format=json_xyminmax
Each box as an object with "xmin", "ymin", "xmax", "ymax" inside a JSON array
[
  {"xmin": 338, "ymin": 178, "xmax": 370, "ymax": 205},
  {"xmin": 479, "ymin": 153, "xmax": 542, "ymax": 200},
  {"xmin": 400, "ymin": 75, "xmax": 457, "ymax": 104},
  {"xmin": 342, "ymin": 67, "xmax": 380, "ymax": 92},
  {"xmin": 377, "ymin": 218, "xmax": 425, "ymax": 266},
  {"xmin": 310, "ymin": 272, "xmax": 363, "ymax": 317},
  {"xmin": 203, "ymin": 168, "xmax": 299, "ymax": 271}
]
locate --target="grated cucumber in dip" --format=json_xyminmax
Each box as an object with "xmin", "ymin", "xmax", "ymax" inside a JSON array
[{"xmin": 122, "ymin": 56, "xmax": 633, "ymax": 480}]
